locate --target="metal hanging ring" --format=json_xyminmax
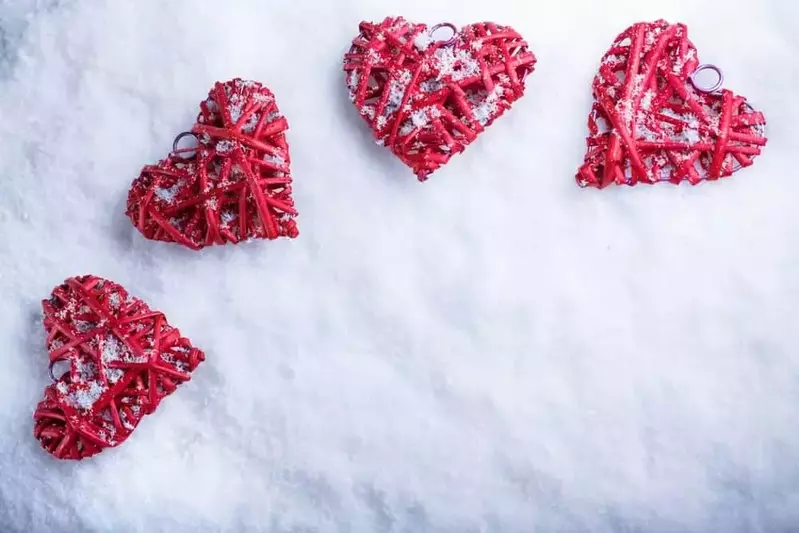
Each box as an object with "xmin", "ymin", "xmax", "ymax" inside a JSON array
[
  {"xmin": 172, "ymin": 131, "xmax": 200, "ymax": 159},
  {"xmin": 48, "ymin": 358, "xmax": 70, "ymax": 383},
  {"xmin": 429, "ymin": 23, "xmax": 458, "ymax": 46},
  {"xmin": 690, "ymin": 64, "xmax": 724, "ymax": 94}
]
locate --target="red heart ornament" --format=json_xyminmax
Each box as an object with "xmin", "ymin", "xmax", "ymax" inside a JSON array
[
  {"xmin": 33, "ymin": 276, "xmax": 204, "ymax": 460},
  {"xmin": 344, "ymin": 17, "xmax": 536, "ymax": 181},
  {"xmin": 127, "ymin": 79, "xmax": 299, "ymax": 250},
  {"xmin": 577, "ymin": 20, "xmax": 767, "ymax": 188}
]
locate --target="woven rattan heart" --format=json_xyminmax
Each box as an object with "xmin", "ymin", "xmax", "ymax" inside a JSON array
[
  {"xmin": 577, "ymin": 20, "xmax": 767, "ymax": 188},
  {"xmin": 33, "ymin": 276, "xmax": 204, "ymax": 460},
  {"xmin": 344, "ymin": 17, "xmax": 536, "ymax": 181},
  {"xmin": 127, "ymin": 79, "xmax": 298, "ymax": 250}
]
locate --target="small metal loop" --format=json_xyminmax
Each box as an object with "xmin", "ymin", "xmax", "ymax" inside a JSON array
[
  {"xmin": 172, "ymin": 131, "xmax": 200, "ymax": 159},
  {"xmin": 690, "ymin": 64, "xmax": 724, "ymax": 94},
  {"xmin": 48, "ymin": 358, "xmax": 70, "ymax": 383},
  {"xmin": 429, "ymin": 23, "xmax": 458, "ymax": 46}
]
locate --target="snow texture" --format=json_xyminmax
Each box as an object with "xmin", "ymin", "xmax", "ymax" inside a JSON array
[{"xmin": 1, "ymin": 0, "xmax": 799, "ymax": 532}]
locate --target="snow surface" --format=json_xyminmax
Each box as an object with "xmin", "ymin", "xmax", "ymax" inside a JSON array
[{"xmin": 1, "ymin": 0, "xmax": 799, "ymax": 531}]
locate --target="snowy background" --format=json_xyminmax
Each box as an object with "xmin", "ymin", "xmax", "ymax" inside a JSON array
[{"xmin": 1, "ymin": 0, "xmax": 799, "ymax": 531}]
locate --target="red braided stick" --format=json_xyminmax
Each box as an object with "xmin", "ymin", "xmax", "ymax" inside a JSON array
[
  {"xmin": 577, "ymin": 20, "xmax": 767, "ymax": 188},
  {"xmin": 33, "ymin": 276, "xmax": 204, "ymax": 460},
  {"xmin": 127, "ymin": 79, "xmax": 299, "ymax": 250},
  {"xmin": 344, "ymin": 17, "xmax": 536, "ymax": 181}
]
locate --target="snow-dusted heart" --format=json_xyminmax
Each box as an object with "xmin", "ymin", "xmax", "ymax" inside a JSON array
[
  {"xmin": 577, "ymin": 20, "xmax": 767, "ymax": 188},
  {"xmin": 344, "ymin": 17, "xmax": 536, "ymax": 181},
  {"xmin": 33, "ymin": 276, "xmax": 204, "ymax": 460},
  {"xmin": 127, "ymin": 79, "xmax": 298, "ymax": 250}
]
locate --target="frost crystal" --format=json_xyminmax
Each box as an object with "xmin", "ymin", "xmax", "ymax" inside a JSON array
[
  {"xmin": 66, "ymin": 381, "xmax": 106, "ymax": 411},
  {"xmin": 347, "ymin": 71, "xmax": 360, "ymax": 102},
  {"xmin": 264, "ymin": 153, "xmax": 286, "ymax": 167},
  {"xmin": 434, "ymin": 47, "xmax": 480, "ymax": 81},
  {"xmin": 103, "ymin": 334, "xmax": 122, "ymax": 362},
  {"xmin": 641, "ymin": 90, "xmax": 654, "ymax": 110},
  {"xmin": 419, "ymin": 79, "xmax": 444, "ymax": 93},
  {"xmin": 221, "ymin": 211, "xmax": 236, "ymax": 226},
  {"xmin": 384, "ymin": 69, "xmax": 413, "ymax": 116},
  {"xmin": 106, "ymin": 368, "xmax": 124, "ymax": 384},
  {"xmin": 242, "ymin": 113, "xmax": 260, "ymax": 133},
  {"xmin": 361, "ymin": 106, "xmax": 376, "ymax": 119},
  {"xmin": 228, "ymin": 94, "xmax": 243, "ymax": 123},
  {"xmin": 473, "ymin": 85, "xmax": 505, "ymax": 126},
  {"xmin": 74, "ymin": 320, "xmax": 96, "ymax": 333},
  {"xmin": 155, "ymin": 181, "xmax": 183, "ymax": 204},
  {"xmin": 216, "ymin": 140, "xmax": 235, "ymax": 153}
]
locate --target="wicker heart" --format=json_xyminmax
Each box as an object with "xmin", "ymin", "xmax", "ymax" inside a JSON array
[
  {"xmin": 344, "ymin": 17, "xmax": 536, "ymax": 181},
  {"xmin": 33, "ymin": 276, "xmax": 204, "ymax": 460},
  {"xmin": 577, "ymin": 20, "xmax": 767, "ymax": 188},
  {"xmin": 127, "ymin": 79, "xmax": 299, "ymax": 250}
]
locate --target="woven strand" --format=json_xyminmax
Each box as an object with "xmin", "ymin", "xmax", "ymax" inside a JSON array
[
  {"xmin": 344, "ymin": 17, "xmax": 536, "ymax": 180},
  {"xmin": 577, "ymin": 20, "xmax": 767, "ymax": 188},
  {"xmin": 127, "ymin": 79, "xmax": 298, "ymax": 250},
  {"xmin": 33, "ymin": 275, "xmax": 204, "ymax": 460}
]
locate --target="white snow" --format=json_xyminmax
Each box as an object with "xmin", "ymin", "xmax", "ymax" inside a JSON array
[
  {"xmin": 384, "ymin": 69, "xmax": 413, "ymax": 117},
  {"xmin": 154, "ymin": 181, "xmax": 183, "ymax": 204},
  {"xmin": 215, "ymin": 140, "xmax": 235, "ymax": 153},
  {"xmin": 220, "ymin": 211, "xmax": 236, "ymax": 227},
  {"xmin": 419, "ymin": 79, "xmax": 444, "ymax": 93},
  {"xmin": 73, "ymin": 320, "xmax": 96, "ymax": 333},
  {"xmin": 102, "ymin": 334, "xmax": 123, "ymax": 362},
  {"xmin": 65, "ymin": 381, "xmax": 107, "ymax": 411},
  {"xmin": 433, "ymin": 45, "xmax": 480, "ymax": 81},
  {"xmin": 472, "ymin": 84, "xmax": 506, "ymax": 126},
  {"xmin": 346, "ymin": 71, "xmax": 360, "ymax": 103},
  {"xmin": 263, "ymin": 153, "xmax": 286, "ymax": 167},
  {"xmin": 108, "ymin": 292, "xmax": 121, "ymax": 309},
  {"xmin": 413, "ymin": 32, "xmax": 434, "ymax": 51},
  {"xmin": 398, "ymin": 106, "xmax": 441, "ymax": 137},
  {"xmin": 1, "ymin": 0, "xmax": 799, "ymax": 532},
  {"xmin": 241, "ymin": 112, "xmax": 260, "ymax": 133},
  {"xmin": 251, "ymin": 91, "xmax": 273, "ymax": 105},
  {"xmin": 106, "ymin": 368, "xmax": 124, "ymax": 384},
  {"xmin": 227, "ymin": 94, "xmax": 244, "ymax": 124}
]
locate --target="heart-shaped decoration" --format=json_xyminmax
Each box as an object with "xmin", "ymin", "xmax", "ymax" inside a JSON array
[
  {"xmin": 577, "ymin": 20, "xmax": 767, "ymax": 188},
  {"xmin": 344, "ymin": 17, "xmax": 536, "ymax": 181},
  {"xmin": 33, "ymin": 276, "xmax": 205, "ymax": 460},
  {"xmin": 127, "ymin": 79, "xmax": 299, "ymax": 250}
]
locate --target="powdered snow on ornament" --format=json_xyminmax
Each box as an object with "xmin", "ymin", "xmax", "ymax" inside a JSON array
[
  {"xmin": 344, "ymin": 17, "xmax": 537, "ymax": 181},
  {"xmin": 577, "ymin": 20, "xmax": 767, "ymax": 188},
  {"xmin": 127, "ymin": 79, "xmax": 298, "ymax": 250},
  {"xmin": 33, "ymin": 275, "xmax": 204, "ymax": 460}
]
